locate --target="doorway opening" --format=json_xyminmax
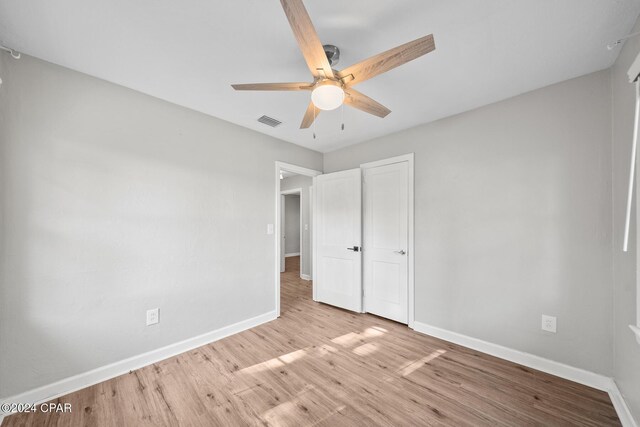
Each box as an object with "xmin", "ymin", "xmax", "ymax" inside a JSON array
[{"xmin": 275, "ymin": 162, "xmax": 321, "ymax": 317}]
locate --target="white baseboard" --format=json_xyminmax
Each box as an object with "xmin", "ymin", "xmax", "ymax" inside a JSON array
[
  {"xmin": 284, "ymin": 252, "xmax": 300, "ymax": 257},
  {"xmin": 0, "ymin": 310, "xmax": 277, "ymax": 413},
  {"xmin": 412, "ymin": 321, "xmax": 611, "ymax": 389},
  {"xmin": 609, "ymin": 381, "xmax": 639, "ymax": 427},
  {"xmin": 300, "ymin": 274, "xmax": 311, "ymax": 281},
  {"xmin": 413, "ymin": 321, "xmax": 637, "ymax": 426}
]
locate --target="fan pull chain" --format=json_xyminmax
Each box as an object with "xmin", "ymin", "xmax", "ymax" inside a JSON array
[
  {"xmin": 313, "ymin": 104, "xmax": 317, "ymax": 139},
  {"xmin": 341, "ymin": 102, "xmax": 345, "ymax": 131}
]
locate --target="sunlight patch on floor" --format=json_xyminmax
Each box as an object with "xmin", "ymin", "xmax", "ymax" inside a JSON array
[
  {"xmin": 239, "ymin": 344, "xmax": 340, "ymax": 377},
  {"xmin": 331, "ymin": 332, "xmax": 362, "ymax": 347},
  {"xmin": 398, "ymin": 350, "xmax": 446, "ymax": 377},
  {"xmin": 363, "ymin": 326, "xmax": 387, "ymax": 337},
  {"xmin": 240, "ymin": 349, "xmax": 308, "ymax": 375},
  {"xmin": 316, "ymin": 344, "xmax": 338, "ymax": 356},
  {"xmin": 279, "ymin": 349, "xmax": 306, "ymax": 364},
  {"xmin": 353, "ymin": 342, "xmax": 379, "ymax": 356},
  {"xmin": 331, "ymin": 326, "xmax": 387, "ymax": 348}
]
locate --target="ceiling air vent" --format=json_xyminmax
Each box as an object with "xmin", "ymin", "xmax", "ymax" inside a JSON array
[{"xmin": 257, "ymin": 115, "xmax": 282, "ymax": 128}]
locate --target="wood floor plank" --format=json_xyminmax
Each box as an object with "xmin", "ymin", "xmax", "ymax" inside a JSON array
[{"xmin": 1, "ymin": 256, "xmax": 620, "ymax": 426}]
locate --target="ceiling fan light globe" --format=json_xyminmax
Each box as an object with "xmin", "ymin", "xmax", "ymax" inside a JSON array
[{"xmin": 311, "ymin": 84, "xmax": 344, "ymax": 111}]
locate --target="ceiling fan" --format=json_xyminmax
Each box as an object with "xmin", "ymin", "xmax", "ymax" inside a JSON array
[{"xmin": 231, "ymin": 0, "xmax": 436, "ymax": 129}]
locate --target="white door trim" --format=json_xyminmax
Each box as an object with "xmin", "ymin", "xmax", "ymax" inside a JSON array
[
  {"xmin": 360, "ymin": 153, "xmax": 415, "ymax": 328},
  {"xmin": 280, "ymin": 188, "xmax": 302, "ymax": 195},
  {"xmin": 275, "ymin": 162, "xmax": 322, "ymax": 317},
  {"xmin": 306, "ymin": 185, "xmax": 314, "ymax": 284}
]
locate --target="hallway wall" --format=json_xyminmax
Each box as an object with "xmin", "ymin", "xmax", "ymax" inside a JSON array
[{"xmin": 284, "ymin": 195, "xmax": 300, "ymax": 255}]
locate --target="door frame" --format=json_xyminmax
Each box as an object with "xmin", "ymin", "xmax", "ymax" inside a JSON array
[
  {"xmin": 360, "ymin": 153, "xmax": 415, "ymax": 328},
  {"xmin": 275, "ymin": 162, "xmax": 322, "ymax": 317}
]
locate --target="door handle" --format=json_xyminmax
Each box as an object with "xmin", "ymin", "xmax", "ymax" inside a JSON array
[
  {"xmin": 347, "ymin": 246, "xmax": 361, "ymax": 252},
  {"xmin": 394, "ymin": 250, "xmax": 406, "ymax": 255}
]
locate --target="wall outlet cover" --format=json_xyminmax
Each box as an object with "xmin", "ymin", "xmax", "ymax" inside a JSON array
[
  {"xmin": 147, "ymin": 308, "xmax": 159, "ymax": 326},
  {"xmin": 541, "ymin": 314, "xmax": 557, "ymax": 333}
]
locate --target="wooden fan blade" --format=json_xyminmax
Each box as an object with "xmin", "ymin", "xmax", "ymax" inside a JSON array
[
  {"xmin": 231, "ymin": 82, "xmax": 313, "ymax": 91},
  {"xmin": 300, "ymin": 101, "xmax": 320, "ymax": 128},
  {"xmin": 280, "ymin": 0, "xmax": 334, "ymax": 79},
  {"xmin": 338, "ymin": 34, "xmax": 435, "ymax": 86},
  {"xmin": 345, "ymin": 89, "xmax": 391, "ymax": 118}
]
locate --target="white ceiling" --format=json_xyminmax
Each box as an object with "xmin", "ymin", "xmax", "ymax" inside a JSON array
[{"xmin": 1, "ymin": 1, "xmax": 638, "ymax": 153}]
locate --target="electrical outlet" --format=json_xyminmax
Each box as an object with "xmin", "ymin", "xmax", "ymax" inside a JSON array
[
  {"xmin": 541, "ymin": 315, "xmax": 556, "ymax": 333},
  {"xmin": 146, "ymin": 308, "xmax": 159, "ymax": 326}
]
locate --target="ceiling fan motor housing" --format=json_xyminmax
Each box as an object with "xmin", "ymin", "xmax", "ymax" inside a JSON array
[{"xmin": 323, "ymin": 44, "xmax": 340, "ymax": 66}]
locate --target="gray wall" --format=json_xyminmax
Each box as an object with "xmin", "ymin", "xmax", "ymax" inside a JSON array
[
  {"xmin": 612, "ymin": 18, "xmax": 640, "ymax": 420},
  {"xmin": 281, "ymin": 175, "xmax": 313, "ymax": 277},
  {"xmin": 284, "ymin": 195, "xmax": 300, "ymax": 254},
  {"xmin": 324, "ymin": 70, "xmax": 613, "ymax": 375},
  {"xmin": 0, "ymin": 54, "xmax": 322, "ymax": 398}
]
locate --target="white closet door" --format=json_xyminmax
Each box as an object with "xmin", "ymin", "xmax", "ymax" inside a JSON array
[
  {"xmin": 363, "ymin": 162, "xmax": 409, "ymax": 323},
  {"xmin": 314, "ymin": 169, "xmax": 362, "ymax": 312}
]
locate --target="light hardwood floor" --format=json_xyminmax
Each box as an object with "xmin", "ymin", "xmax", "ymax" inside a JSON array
[{"xmin": 2, "ymin": 256, "xmax": 620, "ymax": 426}]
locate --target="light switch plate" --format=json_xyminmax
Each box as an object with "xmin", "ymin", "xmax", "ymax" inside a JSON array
[{"xmin": 267, "ymin": 224, "xmax": 274, "ymax": 235}]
